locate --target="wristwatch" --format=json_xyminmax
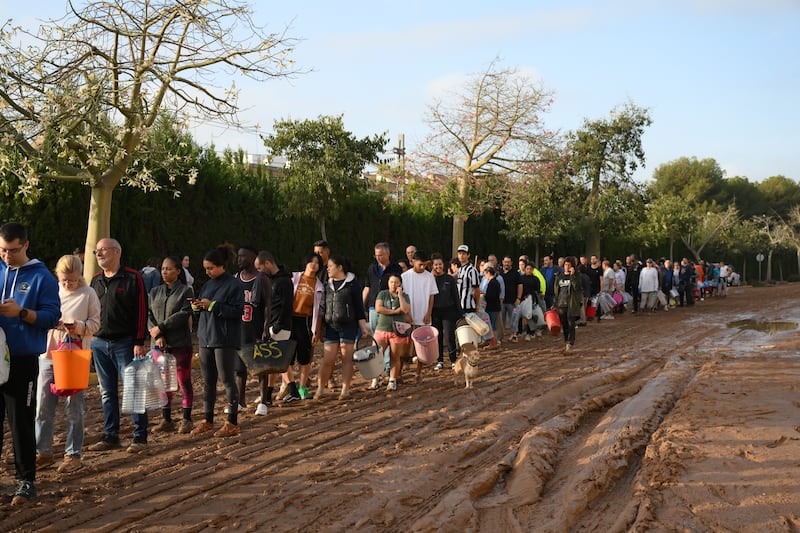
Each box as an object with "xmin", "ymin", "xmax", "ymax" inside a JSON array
[{"xmin": 18, "ymin": 308, "xmax": 29, "ymax": 320}]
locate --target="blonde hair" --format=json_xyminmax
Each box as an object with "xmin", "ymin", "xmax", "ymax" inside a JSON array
[{"xmin": 55, "ymin": 254, "xmax": 86, "ymax": 286}]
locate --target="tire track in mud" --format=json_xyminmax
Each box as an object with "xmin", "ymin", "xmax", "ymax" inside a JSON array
[
  {"xmin": 2, "ymin": 341, "xmax": 616, "ymax": 531},
  {"xmin": 403, "ymin": 322, "xmax": 715, "ymax": 533},
  {"xmin": 15, "ymin": 339, "xmax": 656, "ymax": 532}
]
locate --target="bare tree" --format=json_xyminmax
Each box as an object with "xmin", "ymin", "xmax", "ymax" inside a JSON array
[
  {"xmin": 413, "ymin": 60, "xmax": 556, "ymax": 256},
  {"xmin": 753, "ymin": 215, "xmax": 792, "ymax": 282},
  {"xmin": 681, "ymin": 205, "xmax": 739, "ymax": 262},
  {"xmin": 0, "ymin": 0, "xmax": 297, "ymax": 278}
]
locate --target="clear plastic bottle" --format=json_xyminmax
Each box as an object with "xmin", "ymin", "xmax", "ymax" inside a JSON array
[
  {"xmin": 122, "ymin": 361, "xmax": 138, "ymax": 414},
  {"xmin": 134, "ymin": 360, "xmax": 148, "ymax": 414},
  {"xmin": 156, "ymin": 350, "xmax": 178, "ymax": 392}
]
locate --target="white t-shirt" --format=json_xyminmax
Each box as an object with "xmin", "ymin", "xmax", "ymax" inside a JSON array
[
  {"xmin": 401, "ymin": 269, "xmax": 439, "ymax": 325},
  {"xmin": 602, "ymin": 268, "xmax": 615, "ymax": 292}
]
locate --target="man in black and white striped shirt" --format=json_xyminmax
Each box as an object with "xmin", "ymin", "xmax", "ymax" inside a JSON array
[{"xmin": 455, "ymin": 244, "xmax": 481, "ymax": 313}]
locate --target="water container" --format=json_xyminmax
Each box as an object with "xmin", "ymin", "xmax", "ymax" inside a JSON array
[
  {"xmin": 120, "ymin": 360, "xmax": 146, "ymax": 414},
  {"xmin": 134, "ymin": 360, "xmax": 148, "ymax": 414},
  {"xmin": 152, "ymin": 348, "xmax": 178, "ymax": 392}
]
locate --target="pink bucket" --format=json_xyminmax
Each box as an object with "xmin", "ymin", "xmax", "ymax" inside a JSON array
[
  {"xmin": 612, "ymin": 293, "xmax": 623, "ymax": 305},
  {"xmin": 411, "ymin": 326, "xmax": 439, "ymax": 365}
]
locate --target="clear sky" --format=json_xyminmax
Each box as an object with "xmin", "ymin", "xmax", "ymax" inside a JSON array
[{"xmin": 3, "ymin": 0, "xmax": 799, "ymax": 184}]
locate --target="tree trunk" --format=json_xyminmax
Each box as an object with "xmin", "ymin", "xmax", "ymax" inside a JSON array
[
  {"xmin": 320, "ymin": 216, "xmax": 328, "ymax": 242},
  {"xmin": 451, "ymin": 214, "xmax": 464, "ymax": 258},
  {"xmin": 585, "ymin": 225, "xmax": 601, "ymax": 258},
  {"xmin": 796, "ymin": 246, "xmax": 799, "ymax": 275},
  {"xmin": 83, "ymin": 182, "xmax": 115, "ymax": 280},
  {"xmin": 766, "ymin": 249, "xmax": 773, "ymax": 282},
  {"xmin": 669, "ymin": 237, "xmax": 674, "ymax": 264},
  {"xmin": 451, "ymin": 173, "xmax": 469, "ymax": 257}
]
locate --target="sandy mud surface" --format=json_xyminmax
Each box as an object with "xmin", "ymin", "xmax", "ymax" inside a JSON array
[{"xmin": 2, "ymin": 284, "xmax": 799, "ymax": 532}]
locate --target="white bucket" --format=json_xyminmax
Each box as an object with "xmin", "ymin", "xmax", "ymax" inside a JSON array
[
  {"xmin": 464, "ymin": 312, "xmax": 491, "ymax": 336},
  {"xmin": 353, "ymin": 341, "xmax": 383, "ymax": 379},
  {"xmin": 456, "ymin": 324, "xmax": 479, "ymax": 350}
]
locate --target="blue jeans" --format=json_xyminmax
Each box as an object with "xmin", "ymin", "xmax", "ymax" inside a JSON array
[
  {"xmin": 36, "ymin": 358, "xmax": 84, "ymax": 457},
  {"xmin": 92, "ymin": 337, "xmax": 148, "ymax": 441}
]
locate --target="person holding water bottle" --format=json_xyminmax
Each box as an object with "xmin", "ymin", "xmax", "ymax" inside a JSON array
[{"xmin": 147, "ymin": 256, "xmax": 194, "ymax": 434}]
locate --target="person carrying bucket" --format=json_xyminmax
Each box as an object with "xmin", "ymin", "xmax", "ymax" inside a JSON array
[
  {"xmin": 373, "ymin": 273, "xmax": 411, "ymax": 391},
  {"xmin": 35, "ymin": 254, "xmax": 100, "ymax": 475},
  {"xmin": 401, "ymin": 251, "xmax": 439, "ymax": 377},
  {"xmin": 552, "ymin": 256, "xmax": 583, "ymax": 353}
]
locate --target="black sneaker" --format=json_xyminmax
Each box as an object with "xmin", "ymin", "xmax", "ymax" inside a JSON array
[
  {"xmin": 283, "ymin": 393, "xmax": 302, "ymax": 404},
  {"xmin": 11, "ymin": 480, "xmax": 35, "ymax": 505}
]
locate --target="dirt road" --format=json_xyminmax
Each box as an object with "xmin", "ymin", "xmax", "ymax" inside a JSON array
[{"xmin": 2, "ymin": 284, "xmax": 799, "ymax": 532}]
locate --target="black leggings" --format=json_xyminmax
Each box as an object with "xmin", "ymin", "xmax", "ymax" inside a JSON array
[
  {"xmin": 291, "ymin": 315, "xmax": 314, "ymax": 366},
  {"xmin": 557, "ymin": 309, "xmax": 577, "ymax": 346},
  {"xmin": 199, "ymin": 347, "xmax": 239, "ymax": 425},
  {"xmin": 432, "ymin": 309, "xmax": 458, "ymax": 364}
]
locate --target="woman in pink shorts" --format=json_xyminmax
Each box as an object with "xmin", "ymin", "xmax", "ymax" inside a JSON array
[{"xmin": 373, "ymin": 274, "xmax": 411, "ymax": 391}]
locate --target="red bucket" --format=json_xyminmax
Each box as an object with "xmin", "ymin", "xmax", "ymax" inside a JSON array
[
  {"xmin": 585, "ymin": 305, "xmax": 597, "ymax": 318},
  {"xmin": 544, "ymin": 310, "xmax": 561, "ymax": 336}
]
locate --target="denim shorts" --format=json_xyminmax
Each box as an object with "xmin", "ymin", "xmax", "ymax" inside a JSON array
[{"xmin": 323, "ymin": 324, "xmax": 359, "ymax": 345}]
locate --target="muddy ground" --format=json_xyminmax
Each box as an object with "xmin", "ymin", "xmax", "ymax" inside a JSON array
[{"xmin": 2, "ymin": 283, "xmax": 800, "ymax": 532}]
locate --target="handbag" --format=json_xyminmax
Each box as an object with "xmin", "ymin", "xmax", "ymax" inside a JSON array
[
  {"xmin": 393, "ymin": 320, "xmax": 412, "ymax": 337},
  {"xmin": 242, "ymin": 339, "xmax": 298, "ymax": 374}
]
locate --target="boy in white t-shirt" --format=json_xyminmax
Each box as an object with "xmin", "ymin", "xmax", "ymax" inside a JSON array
[{"xmin": 401, "ymin": 251, "xmax": 438, "ymax": 326}]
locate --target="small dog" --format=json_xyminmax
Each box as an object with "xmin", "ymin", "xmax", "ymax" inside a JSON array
[{"xmin": 453, "ymin": 344, "xmax": 480, "ymax": 389}]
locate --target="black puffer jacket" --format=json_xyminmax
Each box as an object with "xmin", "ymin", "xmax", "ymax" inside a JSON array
[{"xmin": 196, "ymin": 272, "xmax": 244, "ymax": 348}]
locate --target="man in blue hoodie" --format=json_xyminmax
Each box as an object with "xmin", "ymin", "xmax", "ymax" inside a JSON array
[{"xmin": 0, "ymin": 222, "xmax": 61, "ymax": 505}]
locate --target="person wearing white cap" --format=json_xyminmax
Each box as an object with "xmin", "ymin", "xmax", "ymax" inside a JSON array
[{"xmin": 455, "ymin": 245, "xmax": 480, "ymax": 313}]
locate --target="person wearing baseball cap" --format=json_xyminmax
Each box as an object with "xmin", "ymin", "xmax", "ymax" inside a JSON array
[{"xmin": 455, "ymin": 245, "xmax": 480, "ymax": 313}]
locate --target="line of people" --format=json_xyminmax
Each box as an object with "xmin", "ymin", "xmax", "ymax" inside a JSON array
[{"xmin": 2, "ymin": 225, "xmax": 734, "ymax": 506}]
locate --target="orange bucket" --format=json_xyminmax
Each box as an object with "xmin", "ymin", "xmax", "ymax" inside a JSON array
[
  {"xmin": 51, "ymin": 349, "xmax": 92, "ymax": 390},
  {"xmin": 544, "ymin": 310, "xmax": 562, "ymax": 336}
]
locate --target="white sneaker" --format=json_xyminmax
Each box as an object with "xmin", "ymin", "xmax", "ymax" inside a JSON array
[
  {"xmin": 524, "ymin": 334, "xmax": 531, "ymax": 341},
  {"xmin": 386, "ymin": 379, "xmax": 397, "ymax": 391},
  {"xmin": 368, "ymin": 377, "xmax": 383, "ymax": 390},
  {"xmin": 564, "ymin": 343, "xmax": 571, "ymax": 352},
  {"xmin": 255, "ymin": 403, "xmax": 269, "ymax": 416},
  {"xmin": 434, "ymin": 362, "xmax": 444, "ymax": 370},
  {"xmin": 224, "ymin": 404, "xmax": 245, "ymax": 414}
]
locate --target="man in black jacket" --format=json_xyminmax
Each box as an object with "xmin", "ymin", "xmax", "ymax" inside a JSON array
[
  {"xmin": 362, "ymin": 242, "xmax": 402, "ymax": 333},
  {"xmin": 258, "ymin": 251, "xmax": 296, "ymax": 407},
  {"xmin": 88, "ymin": 238, "xmax": 149, "ymax": 453},
  {"xmin": 625, "ymin": 254, "xmax": 643, "ymax": 314}
]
